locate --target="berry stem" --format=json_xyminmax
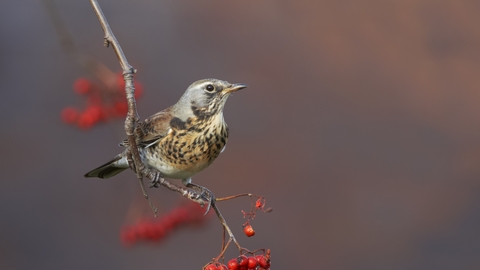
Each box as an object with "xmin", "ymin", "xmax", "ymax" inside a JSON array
[
  {"xmin": 211, "ymin": 202, "xmax": 241, "ymax": 252},
  {"xmin": 215, "ymin": 193, "xmax": 255, "ymax": 202}
]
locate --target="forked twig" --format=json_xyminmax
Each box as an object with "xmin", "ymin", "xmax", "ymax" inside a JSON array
[
  {"xmin": 211, "ymin": 202, "xmax": 241, "ymax": 261},
  {"xmin": 89, "ymin": 0, "xmax": 157, "ymax": 215}
]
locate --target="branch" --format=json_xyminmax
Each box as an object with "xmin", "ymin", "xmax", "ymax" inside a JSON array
[
  {"xmin": 88, "ymin": 0, "xmax": 212, "ymax": 215},
  {"xmin": 89, "ymin": 0, "xmax": 154, "ymax": 213}
]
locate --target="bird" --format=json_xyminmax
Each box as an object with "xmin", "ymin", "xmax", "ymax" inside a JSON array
[{"xmin": 84, "ymin": 78, "xmax": 247, "ymax": 193}]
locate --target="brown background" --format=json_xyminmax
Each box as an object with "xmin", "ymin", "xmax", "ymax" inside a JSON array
[{"xmin": 1, "ymin": 0, "xmax": 480, "ymax": 269}]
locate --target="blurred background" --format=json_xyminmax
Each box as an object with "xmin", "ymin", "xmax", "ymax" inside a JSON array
[{"xmin": 1, "ymin": 0, "xmax": 480, "ymax": 269}]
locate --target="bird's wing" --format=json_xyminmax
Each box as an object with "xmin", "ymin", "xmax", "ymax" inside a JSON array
[{"xmin": 120, "ymin": 107, "xmax": 173, "ymax": 148}]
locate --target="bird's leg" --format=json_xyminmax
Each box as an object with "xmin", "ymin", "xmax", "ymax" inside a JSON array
[{"xmin": 183, "ymin": 178, "xmax": 215, "ymax": 215}]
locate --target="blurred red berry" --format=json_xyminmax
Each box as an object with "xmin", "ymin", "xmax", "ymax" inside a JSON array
[
  {"xmin": 204, "ymin": 263, "xmax": 218, "ymax": 270},
  {"xmin": 135, "ymin": 220, "xmax": 151, "ymax": 239},
  {"xmin": 73, "ymin": 78, "xmax": 91, "ymax": 95},
  {"xmin": 61, "ymin": 107, "xmax": 79, "ymax": 124},
  {"xmin": 152, "ymin": 222, "xmax": 166, "ymax": 237},
  {"xmin": 160, "ymin": 216, "xmax": 175, "ymax": 232},
  {"xmin": 85, "ymin": 105, "xmax": 104, "ymax": 122},
  {"xmin": 120, "ymin": 227, "xmax": 137, "ymax": 246},
  {"xmin": 144, "ymin": 221, "xmax": 161, "ymax": 240},
  {"xmin": 77, "ymin": 111, "xmax": 96, "ymax": 130},
  {"xmin": 243, "ymin": 224, "xmax": 255, "ymax": 237},
  {"xmin": 247, "ymin": 257, "xmax": 257, "ymax": 269},
  {"xmin": 114, "ymin": 101, "xmax": 128, "ymax": 116},
  {"xmin": 227, "ymin": 259, "xmax": 239, "ymax": 270},
  {"xmin": 237, "ymin": 255, "xmax": 248, "ymax": 267}
]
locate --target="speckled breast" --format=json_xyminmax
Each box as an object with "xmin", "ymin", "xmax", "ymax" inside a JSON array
[{"xmin": 143, "ymin": 117, "xmax": 229, "ymax": 179}]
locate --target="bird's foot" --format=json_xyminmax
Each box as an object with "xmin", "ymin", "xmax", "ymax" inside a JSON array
[
  {"xmin": 148, "ymin": 171, "xmax": 164, "ymax": 188},
  {"xmin": 186, "ymin": 183, "xmax": 216, "ymax": 215}
]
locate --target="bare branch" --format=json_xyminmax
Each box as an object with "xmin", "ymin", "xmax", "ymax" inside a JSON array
[{"xmin": 89, "ymin": 0, "xmax": 153, "ymax": 214}]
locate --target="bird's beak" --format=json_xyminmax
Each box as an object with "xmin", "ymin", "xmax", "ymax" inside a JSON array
[{"xmin": 224, "ymin": 83, "xmax": 247, "ymax": 94}]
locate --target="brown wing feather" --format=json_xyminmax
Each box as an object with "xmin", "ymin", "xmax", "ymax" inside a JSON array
[{"xmin": 120, "ymin": 107, "xmax": 173, "ymax": 148}]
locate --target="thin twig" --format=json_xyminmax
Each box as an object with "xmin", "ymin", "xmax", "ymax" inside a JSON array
[
  {"xmin": 212, "ymin": 202, "xmax": 241, "ymax": 249},
  {"xmin": 215, "ymin": 193, "xmax": 255, "ymax": 202}
]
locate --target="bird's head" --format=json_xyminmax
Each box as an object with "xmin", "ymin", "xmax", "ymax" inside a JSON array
[{"xmin": 176, "ymin": 78, "xmax": 247, "ymax": 120}]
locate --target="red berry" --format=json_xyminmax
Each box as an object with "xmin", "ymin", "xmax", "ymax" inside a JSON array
[
  {"xmin": 217, "ymin": 264, "xmax": 228, "ymax": 270},
  {"xmin": 257, "ymin": 256, "xmax": 270, "ymax": 268},
  {"xmin": 227, "ymin": 258, "xmax": 239, "ymax": 270},
  {"xmin": 255, "ymin": 198, "xmax": 263, "ymax": 208},
  {"xmin": 247, "ymin": 257, "xmax": 257, "ymax": 269},
  {"xmin": 243, "ymin": 224, "xmax": 255, "ymax": 237},
  {"xmin": 237, "ymin": 255, "xmax": 248, "ymax": 267},
  {"xmin": 61, "ymin": 107, "xmax": 79, "ymax": 124},
  {"xmin": 73, "ymin": 78, "xmax": 91, "ymax": 95},
  {"xmin": 204, "ymin": 263, "xmax": 218, "ymax": 270}
]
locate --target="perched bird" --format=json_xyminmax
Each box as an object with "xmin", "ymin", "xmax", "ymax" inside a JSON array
[{"xmin": 84, "ymin": 78, "xmax": 246, "ymax": 189}]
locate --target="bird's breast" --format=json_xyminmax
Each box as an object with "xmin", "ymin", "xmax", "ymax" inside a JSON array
[{"xmin": 143, "ymin": 117, "xmax": 229, "ymax": 179}]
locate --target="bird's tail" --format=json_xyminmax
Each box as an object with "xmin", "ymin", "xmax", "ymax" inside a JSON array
[{"xmin": 84, "ymin": 154, "xmax": 129, "ymax": 179}]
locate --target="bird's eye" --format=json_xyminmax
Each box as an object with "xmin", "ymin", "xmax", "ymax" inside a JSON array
[{"xmin": 205, "ymin": 84, "xmax": 215, "ymax": 92}]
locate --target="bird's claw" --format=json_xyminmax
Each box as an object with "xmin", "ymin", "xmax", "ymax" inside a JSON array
[
  {"xmin": 187, "ymin": 183, "xmax": 216, "ymax": 216},
  {"xmin": 148, "ymin": 171, "xmax": 163, "ymax": 188},
  {"xmin": 149, "ymin": 178, "xmax": 160, "ymax": 188}
]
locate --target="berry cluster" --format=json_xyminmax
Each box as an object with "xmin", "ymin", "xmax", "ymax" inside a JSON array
[
  {"xmin": 204, "ymin": 252, "xmax": 271, "ymax": 270},
  {"xmin": 61, "ymin": 74, "xmax": 143, "ymax": 130},
  {"xmin": 120, "ymin": 202, "xmax": 209, "ymax": 246},
  {"xmin": 240, "ymin": 197, "xmax": 272, "ymax": 238}
]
